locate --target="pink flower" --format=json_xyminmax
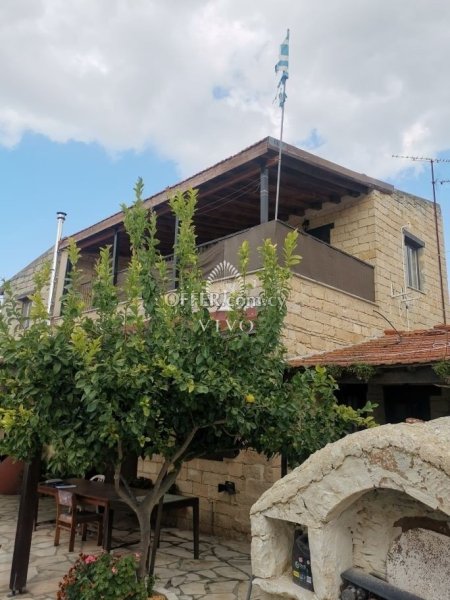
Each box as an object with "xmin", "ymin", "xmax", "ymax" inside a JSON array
[
  {"xmin": 111, "ymin": 567, "xmax": 118, "ymax": 574},
  {"xmin": 84, "ymin": 555, "xmax": 97, "ymax": 564}
]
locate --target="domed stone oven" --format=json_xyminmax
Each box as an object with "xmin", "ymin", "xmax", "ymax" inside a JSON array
[{"xmin": 250, "ymin": 418, "xmax": 450, "ymax": 600}]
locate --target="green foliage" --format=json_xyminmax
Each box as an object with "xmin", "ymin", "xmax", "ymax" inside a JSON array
[
  {"xmin": 259, "ymin": 366, "xmax": 377, "ymax": 466},
  {"xmin": 324, "ymin": 363, "xmax": 377, "ymax": 383},
  {"xmin": 0, "ymin": 265, "xmax": 83, "ymax": 463},
  {"xmin": 57, "ymin": 553, "xmax": 148, "ymax": 600},
  {"xmin": 0, "ymin": 181, "xmax": 374, "ymax": 579},
  {"xmin": 325, "ymin": 364, "xmax": 344, "ymax": 380},
  {"xmin": 348, "ymin": 363, "xmax": 377, "ymax": 382},
  {"xmin": 433, "ymin": 360, "xmax": 450, "ymax": 382}
]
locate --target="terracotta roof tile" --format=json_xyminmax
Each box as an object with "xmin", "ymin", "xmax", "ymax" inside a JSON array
[{"xmin": 289, "ymin": 325, "xmax": 450, "ymax": 368}]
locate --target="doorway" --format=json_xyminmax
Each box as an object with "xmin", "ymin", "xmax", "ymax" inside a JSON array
[{"xmin": 383, "ymin": 385, "xmax": 436, "ymax": 423}]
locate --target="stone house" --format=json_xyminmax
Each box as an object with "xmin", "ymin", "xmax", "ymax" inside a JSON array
[
  {"xmin": 0, "ymin": 249, "xmax": 53, "ymax": 329},
  {"xmin": 3, "ymin": 137, "xmax": 449, "ymax": 538}
]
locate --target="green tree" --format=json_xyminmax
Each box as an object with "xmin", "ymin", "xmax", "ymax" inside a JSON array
[{"xmin": 0, "ymin": 181, "xmax": 374, "ymax": 583}]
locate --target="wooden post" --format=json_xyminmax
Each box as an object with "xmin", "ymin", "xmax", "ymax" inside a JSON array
[{"xmin": 9, "ymin": 455, "xmax": 41, "ymax": 596}]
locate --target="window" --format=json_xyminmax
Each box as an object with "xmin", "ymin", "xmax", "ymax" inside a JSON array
[
  {"xmin": 19, "ymin": 297, "xmax": 32, "ymax": 329},
  {"xmin": 404, "ymin": 232, "xmax": 424, "ymax": 291},
  {"xmin": 306, "ymin": 223, "xmax": 334, "ymax": 244}
]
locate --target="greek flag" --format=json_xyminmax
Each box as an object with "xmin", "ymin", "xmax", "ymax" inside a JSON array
[
  {"xmin": 275, "ymin": 29, "xmax": 289, "ymax": 107},
  {"xmin": 275, "ymin": 29, "xmax": 289, "ymax": 82}
]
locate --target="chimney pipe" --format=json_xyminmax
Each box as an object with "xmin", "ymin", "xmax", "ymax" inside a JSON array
[{"xmin": 47, "ymin": 211, "xmax": 67, "ymax": 316}]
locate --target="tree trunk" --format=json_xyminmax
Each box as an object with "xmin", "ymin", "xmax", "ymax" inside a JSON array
[
  {"xmin": 113, "ymin": 443, "xmax": 183, "ymax": 582},
  {"xmin": 136, "ymin": 505, "xmax": 155, "ymax": 581}
]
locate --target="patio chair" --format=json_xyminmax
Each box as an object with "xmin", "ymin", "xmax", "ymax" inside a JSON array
[
  {"xmin": 54, "ymin": 489, "xmax": 103, "ymax": 552},
  {"xmin": 88, "ymin": 475, "xmax": 105, "ymax": 515}
]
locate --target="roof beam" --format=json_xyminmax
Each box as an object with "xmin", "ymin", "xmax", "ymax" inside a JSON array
[
  {"xmin": 279, "ymin": 156, "xmax": 368, "ymax": 196},
  {"xmin": 267, "ymin": 137, "xmax": 394, "ymax": 194}
]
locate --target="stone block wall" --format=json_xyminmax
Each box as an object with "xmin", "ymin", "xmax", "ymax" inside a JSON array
[
  {"xmin": 1, "ymin": 248, "xmax": 54, "ymax": 330},
  {"xmin": 283, "ymin": 273, "xmax": 382, "ymax": 359},
  {"xmin": 294, "ymin": 189, "xmax": 448, "ymax": 333},
  {"xmin": 138, "ymin": 450, "xmax": 281, "ymax": 540},
  {"xmin": 297, "ymin": 193, "xmax": 377, "ymax": 263},
  {"xmin": 2, "ymin": 248, "xmax": 53, "ymax": 302},
  {"xmin": 372, "ymin": 189, "xmax": 448, "ymax": 329}
]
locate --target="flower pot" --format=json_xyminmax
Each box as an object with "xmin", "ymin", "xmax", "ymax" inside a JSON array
[{"xmin": 0, "ymin": 456, "xmax": 25, "ymax": 494}]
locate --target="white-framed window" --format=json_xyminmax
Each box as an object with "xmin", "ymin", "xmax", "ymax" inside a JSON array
[{"xmin": 404, "ymin": 232, "xmax": 424, "ymax": 291}]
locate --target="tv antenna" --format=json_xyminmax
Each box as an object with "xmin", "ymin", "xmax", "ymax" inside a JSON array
[
  {"xmin": 390, "ymin": 282, "xmax": 419, "ymax": 331},
  {"xmin": 392, "ymin": 154, "xmax": 450, "ymax": 324}
]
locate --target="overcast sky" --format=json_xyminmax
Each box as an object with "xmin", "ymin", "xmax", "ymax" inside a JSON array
[{"xmin": 2, "ymin": 0, "xmax": 450, "ymax": 280}]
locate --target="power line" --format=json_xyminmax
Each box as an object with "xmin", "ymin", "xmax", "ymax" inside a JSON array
[{"xmin": 195, "ymin": 181, "xmax": 260, "ymax": 217}]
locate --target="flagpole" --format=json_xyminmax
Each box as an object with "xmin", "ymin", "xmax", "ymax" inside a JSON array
[
  {"xmin": 274, "ymin": 28, "xmax": 289, "ymax": 222},
  {"xmin": 274, "ymin": 78, "xmax": 286, "ymax": 222}
]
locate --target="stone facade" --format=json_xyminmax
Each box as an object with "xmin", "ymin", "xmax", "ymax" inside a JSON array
[
  {"xmin": 1, "ymin": 248, "xmax": 52, "ymax": 303},
  {"xmin": 283, "ymin": 273, "xmax": 381, "ymax": 359},
  {"xmin": 295, "ymin": 189, "xmax": 448, "ymax": 338},
  {"xmin": 250, "ymin": 417, "xmax": 450, "ymax": 600},
  {"xmin": 0, "ymin": 248, "xmax": 53, "ymax": 332}
]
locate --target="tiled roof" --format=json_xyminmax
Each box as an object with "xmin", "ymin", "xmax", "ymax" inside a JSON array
[{"xmin": 289, "ymin": 325, "xmax": 450, "ymax": 368}]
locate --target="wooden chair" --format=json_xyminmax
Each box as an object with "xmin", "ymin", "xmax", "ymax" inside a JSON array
[{"xmin": 54, "ymin": 489, "xmax": 103, "ymax": 552}]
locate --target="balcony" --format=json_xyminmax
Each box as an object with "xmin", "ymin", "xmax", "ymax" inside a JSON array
[{"xmin": 72, "ymin": 221, "xmax": 375, "ymax": 311}]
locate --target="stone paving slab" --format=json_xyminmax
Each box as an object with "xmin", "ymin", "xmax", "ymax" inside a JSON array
[{"xmin": 0, "ymin": 494, "xmax": 262, "ymax": 599}]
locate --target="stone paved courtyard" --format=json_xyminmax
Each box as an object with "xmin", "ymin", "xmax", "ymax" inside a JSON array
[{"xmin": 0, "ymin": 494, "xmax": 262, "ymax": 600}]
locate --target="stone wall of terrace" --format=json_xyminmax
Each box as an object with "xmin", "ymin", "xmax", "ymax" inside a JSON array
[{"xmin": 139, "ymin": 450, "xmax": 282, "ymax": 542}]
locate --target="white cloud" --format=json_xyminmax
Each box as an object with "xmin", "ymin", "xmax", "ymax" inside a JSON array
[{"xmin": 1, "ymin": 0, "xmax": 450, "ymax": 179}]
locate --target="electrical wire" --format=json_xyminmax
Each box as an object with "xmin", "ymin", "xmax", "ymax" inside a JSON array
[{"xmin": 195, "ymin": 182, "xmax": 261, "ymax": 218}]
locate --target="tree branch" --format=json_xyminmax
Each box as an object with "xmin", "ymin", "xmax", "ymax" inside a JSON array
[
  {"xmin": 169, "ymin": 419, "xmax": 227, "ymax": 467},
  {"xmin": 113, "ymin": 440, "xmax": 139, "ymax": 510},
  {"xmin": 170, "ymin": 426, "xmax": 200, "ymax": 466},
  {"xmin": 141, "ymin": 466, "xmax": 180, "ymax": 513}
]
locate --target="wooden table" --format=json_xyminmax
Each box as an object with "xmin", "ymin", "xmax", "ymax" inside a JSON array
[{"xmin": 37, "ymin": 479, "xmax": 199, "ymax": 561}]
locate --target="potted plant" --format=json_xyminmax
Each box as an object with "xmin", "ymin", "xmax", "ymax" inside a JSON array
[
  {"xmin": 0, "ymin": 455, "xmax": 24, "ymax": 494},
  {"xmin": 57, "ymin": 552, "xmax": 166, "ymax": 600}
]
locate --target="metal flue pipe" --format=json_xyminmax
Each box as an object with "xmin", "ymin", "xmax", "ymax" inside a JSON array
[{"xmin": 47, "ymin": 211, "xmax": 67, "ymax": 316}]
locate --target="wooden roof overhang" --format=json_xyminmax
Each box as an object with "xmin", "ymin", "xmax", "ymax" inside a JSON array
[{"xmin": 61, "ymin": 137, "xmax": 394, "ymax": 256}]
